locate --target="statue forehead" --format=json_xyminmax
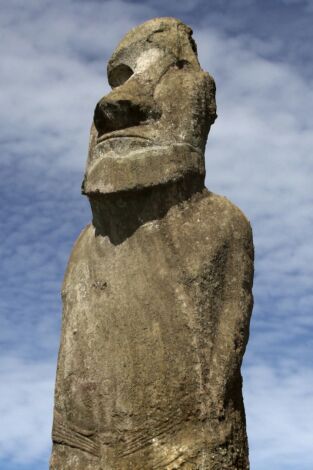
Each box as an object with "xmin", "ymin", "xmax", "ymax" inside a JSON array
[{"xmin": 108, "ymin": 17, "xmax": 199, "ymax": 73}]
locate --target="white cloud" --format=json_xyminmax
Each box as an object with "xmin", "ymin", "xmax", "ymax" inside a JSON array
[
  {"xmin": 0, "ymin": 0, "xmax": 156, "ymax": 171},
  {"xmin": 245, "ymin": 363, "xmax": 313, "ymax": 470},
  {"xmin": 1, "ymin": 1, "xmax": 312, "ymax": 468},
  {"xmin": 0, "ymin": 357, "xmax": 54, "ymax": 463}
]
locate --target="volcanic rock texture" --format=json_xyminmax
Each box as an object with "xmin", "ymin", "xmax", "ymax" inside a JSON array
[{"xmin": 50, "ymin": 17, "xmax": 254, "ymax": 470}]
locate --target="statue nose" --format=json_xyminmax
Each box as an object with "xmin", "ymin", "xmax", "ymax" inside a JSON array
[
  {"xmin": 94, "ymin": 97, "xmax": 160, "ymax": 137},
  {"xmin": 94, "ymin": 99, "xmax": 147, "ymax": 136}
]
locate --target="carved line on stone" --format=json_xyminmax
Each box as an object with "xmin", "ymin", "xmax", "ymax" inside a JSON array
[
  {"xmin": 52, "ymin": 421, "xmax": 100, "ymax": 458},
  {"xmin": 151, "ymin": 444, "xmax": 208, "ymax": 469},
  {"xmin": 119, "ymin": 420, "xmax": 180, "ymax": 458},
  {"xmin": 118, "ymin": 409, "xmax": 185, "ymax": 457},
  {"xmin": 152, "ymin": 451, "xmax": 185, "ymax": 469}
]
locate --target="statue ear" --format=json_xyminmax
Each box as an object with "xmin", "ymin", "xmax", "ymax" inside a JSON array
[{"xmin": 204, "ymin": 73, "xmax": 218, "ymax": 125}]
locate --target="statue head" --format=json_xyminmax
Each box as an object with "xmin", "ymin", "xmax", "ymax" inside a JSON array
[{"xmin": 82, "ymin": 17, "xmax": 217, "ymax": 195}]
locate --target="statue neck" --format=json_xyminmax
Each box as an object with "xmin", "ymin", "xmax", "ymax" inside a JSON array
[{"xmin": 88, "ymin": 174, "xmax": 205, "ymax": 245}]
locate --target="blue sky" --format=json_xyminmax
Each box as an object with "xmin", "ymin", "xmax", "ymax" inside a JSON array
[{"xmin": 1, "ymin": 0, "xmax": 312, "ymax": 468}]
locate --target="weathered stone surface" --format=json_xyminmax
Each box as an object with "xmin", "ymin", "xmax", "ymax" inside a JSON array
[
  {"xmin": 82, "ymin": 17, "xmax": 216, "ymax": 196},
  {"xmin": 50, "ymin": 17, "xmax": 254, "ymax": 469}
]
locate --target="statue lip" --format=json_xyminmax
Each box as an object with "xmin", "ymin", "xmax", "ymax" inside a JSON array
[{"xmin": 97, "ymin": 131, "xmax": 153, "ymax": 145}]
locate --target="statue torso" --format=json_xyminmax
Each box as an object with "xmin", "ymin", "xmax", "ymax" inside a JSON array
[{"xmin": 52, "ymin": 190, "xmax": 252, "ymax": 468}]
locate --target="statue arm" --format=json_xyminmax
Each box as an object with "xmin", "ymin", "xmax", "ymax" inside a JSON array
[{"xmin": 206, "ymin": 211, "xmax": 254, "ymax": 417}]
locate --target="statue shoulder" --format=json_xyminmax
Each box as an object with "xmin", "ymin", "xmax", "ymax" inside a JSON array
[
  {"xmin": 69, "ymin": 223, "xmax": 93, "ymax": 256},
  {"xmin": 63, "ymin": 224, "xmax": 94, "ymax": 274},
  {"xmin": 60, "ymin": 224, "xmax": 93, "ymax": 295},
  {"xmin": 198, "ymin": 190, "xmax": 253, "ymax": 248}
]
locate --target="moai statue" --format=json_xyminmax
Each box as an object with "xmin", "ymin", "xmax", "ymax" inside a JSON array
[{"xmin": 50, "ymin": 17, "xmax": 254, "ymax": 470}]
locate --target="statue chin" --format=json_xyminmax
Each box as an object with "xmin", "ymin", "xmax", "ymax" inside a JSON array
[{"xmin": 82, "ymin": 143, "xmax": 205, "ymax": 196}]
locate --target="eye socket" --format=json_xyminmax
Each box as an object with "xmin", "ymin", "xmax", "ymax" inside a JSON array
[{"xmin": 108, "ymin": 64, "xmax": 134, "ymax": 88}]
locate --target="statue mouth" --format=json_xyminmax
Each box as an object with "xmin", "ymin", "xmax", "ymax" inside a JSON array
[
  {"xmin": 93, "ymin": 132, "xmax": 155, "ymax": 160},
  {"xmin": 97, "ymin": 131, "xmax": 153, "ymax": 145}
]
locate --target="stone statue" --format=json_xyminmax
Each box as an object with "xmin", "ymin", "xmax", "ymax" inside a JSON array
[{"xmin": 50, "ymin": 17, "xmax": 254, "ymax": 469}]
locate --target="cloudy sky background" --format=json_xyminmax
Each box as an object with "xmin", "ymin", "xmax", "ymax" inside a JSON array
[{"xmin": 1, "ymin": 0, "xmax": 312, "ymax": 468}]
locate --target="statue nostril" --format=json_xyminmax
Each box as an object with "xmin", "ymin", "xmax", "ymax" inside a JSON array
[
  {"xmin": 93, "ymin": 102, "xmax": 105, "ymax": 135},
  {"xmin": 94, "ymin": 98, "xmax": 160, "ymax": 137},
  {"xmin": 94, "ymin": 100, "xmax": 121, "ymax": 135}
]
